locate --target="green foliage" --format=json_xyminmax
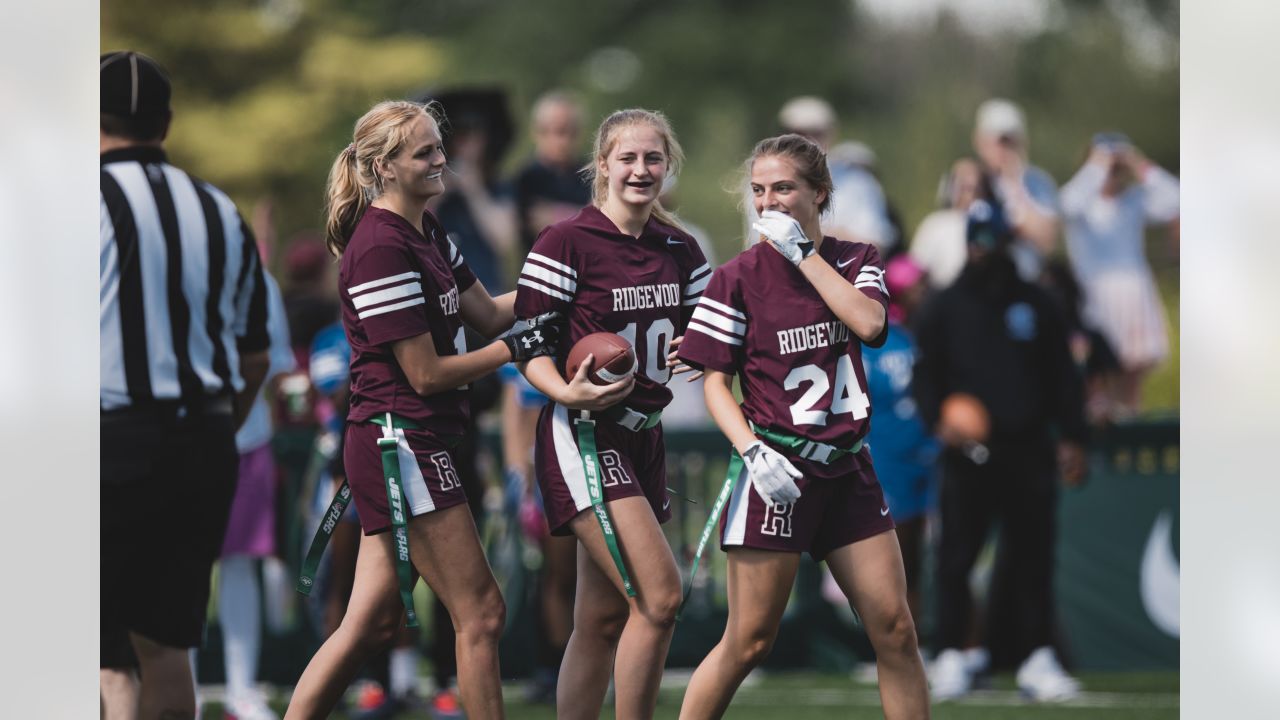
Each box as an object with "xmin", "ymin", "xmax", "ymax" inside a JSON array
[{"xmin": 104, "ymin": 0, "xmax": 1178, "ymax": 408}]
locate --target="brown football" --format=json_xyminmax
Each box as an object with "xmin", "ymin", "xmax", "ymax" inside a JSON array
[
  {"xmin": 939, "ymin": 392, "xmax": 991, "ymax": 444},
  {"xmin": 566, "ymin": 332, "xmax": 637, "ymax": 386}
]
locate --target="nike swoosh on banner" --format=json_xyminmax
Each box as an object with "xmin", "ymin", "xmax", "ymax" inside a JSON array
[
  {"xmin": 837, "ymin": 257, "xmax": 855, "ymax": 268},
  {"xmin": 666, "ymin": 236, "xmax": 682, "ymax": 245},
  {"xmin": 1140, "ymin": 509, "xmax": 1180, "ymax": 637}
]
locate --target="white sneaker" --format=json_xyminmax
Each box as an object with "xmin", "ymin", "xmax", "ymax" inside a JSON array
[
  {"xmin": 963, "ymin": 646, "xmax": 990, "ymax": 675},
  {"xmin": 225, "ymin": 689, "xmax": 280, "ymax": 720},
  {"xmin": 929, "ymin": 648, "xmax": 973, "ymax": 700},
  {"xmin": 1016, "ymin": 646, "xmax": 1082, "ymax": 702}
]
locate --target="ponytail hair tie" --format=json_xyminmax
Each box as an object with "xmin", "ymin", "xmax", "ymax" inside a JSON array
[{"xmin": 345, "ymin": 143, "xmax": 356, "ymax": 157}]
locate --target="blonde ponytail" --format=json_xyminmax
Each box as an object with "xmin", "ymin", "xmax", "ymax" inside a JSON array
[{"xmin": 323, "ymin": 144, "xmax": 367, "ymax": 257}]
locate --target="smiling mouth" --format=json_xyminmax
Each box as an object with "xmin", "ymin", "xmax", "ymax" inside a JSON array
[
  {"xmin": 626, "ymin": 180, "xmax": 654, "ymax": 189},
  {"xmin": 426, "ymin": 172, "xmax": 443, "ymax": 180}
]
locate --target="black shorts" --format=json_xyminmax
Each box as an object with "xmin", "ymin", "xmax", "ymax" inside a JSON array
[{"xmin": 100, "ymin": 405, "xmax": 238, "ymax": 667}]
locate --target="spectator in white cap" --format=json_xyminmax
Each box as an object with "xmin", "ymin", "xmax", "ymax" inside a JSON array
[
  {"xmin": 749, "ymin": 96, "xmax": 896, "ymax": 253},
  {"xmin": 972, "ymin": 98, "xmax": 1061, "ymax": 281}
]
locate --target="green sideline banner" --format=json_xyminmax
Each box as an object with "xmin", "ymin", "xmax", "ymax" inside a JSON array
[{"xmin": 1056, "ymin": 419, "xmax": 1179, "ymax": 670}]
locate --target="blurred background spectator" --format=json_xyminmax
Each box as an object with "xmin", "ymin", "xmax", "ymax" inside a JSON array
[
  {"xmin": 971, "ymin": 98, "xmax": 1062, "ymax": 283},
  {"xmin": 426, "ymin": 87, "xmax": 519, "ymax": 294},
  {"xmin": 1059, "ymin": 133, "xmax": 1180, "ymax": 420},
  {"xmin": 914, "ymin": 200, "xmax": 1088, "ymax": 702},
  {"xmin": 512, "ymin": 90, "xmax": 592, "ymax": 259},
  {"xmin": 909, "ymin": 157, "xmax": 996, "ymax": 290}
]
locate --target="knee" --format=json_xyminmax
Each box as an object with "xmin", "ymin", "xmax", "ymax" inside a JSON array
[
  {"xmin": 456, "ymin": 587, "xmax": 507, "ymax": 644},
  {"xmin": 580, "ymin": 604, "xmax": 629, "ymax": 645},
  {"xmin": 635, "ymin": 585, "xmax": 682, "ymax": 631},
  {"xmin": 734, "ymin": 631, "xmax": 777, "ymax": 670},
  {"xmin": 871, "ymin": 607, "xmax": 920, "ymax": 657},
  {"xmin": 345, "ymin": 604, "xmax": 404, "ymax": 653}
]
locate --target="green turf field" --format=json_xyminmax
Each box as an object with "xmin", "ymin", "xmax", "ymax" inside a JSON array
[{"xmin": 202, "ymin": 669, "xmax": 1178, "ymax": 719}]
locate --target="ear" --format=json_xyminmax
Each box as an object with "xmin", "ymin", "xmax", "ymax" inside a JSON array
[
  {"xmin": 815, "ymin": 188, "xmax": 828, "ymax": 209},
  {"xmin": 597, "ymin": 156, "xmax": 608, "ymax": 178}
]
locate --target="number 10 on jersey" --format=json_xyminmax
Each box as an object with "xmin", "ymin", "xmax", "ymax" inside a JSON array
[{"xmin": 617, "ymin": 318, "xmax": 676, "ymax": 384}]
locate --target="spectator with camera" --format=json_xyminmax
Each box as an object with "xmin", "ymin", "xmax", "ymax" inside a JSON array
[{"xmin": 1060, "ymin": 132, "xmax": 1179, "ymax": 420}]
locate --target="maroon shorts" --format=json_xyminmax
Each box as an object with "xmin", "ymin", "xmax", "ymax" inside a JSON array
[
  {"xmin": 343, "ymin": 421, "xmax": 469, "ymax": 535},
  {"xmin": 719, "ymin": 454, "xmax": 895, "ymax": 560},
  {"xmin": 534, "ymin": 403, "xmax": 672, "ymax": 536}
]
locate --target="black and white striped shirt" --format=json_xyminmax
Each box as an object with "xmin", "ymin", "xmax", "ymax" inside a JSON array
[{"xmin": 100, "ymin": 146, "xmax": 269, "ymax": 410}]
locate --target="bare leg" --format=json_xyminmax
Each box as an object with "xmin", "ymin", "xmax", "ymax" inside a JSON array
[
  {"xmin": 100, "ymin": 668, "xmax": 140, "ymax": 720},
  {"xmin": 894, "ymin": 516, "xmax": 927, "ymax": 623},
  {"xmin": 129, "ymin": 633, "xmax": 197, "ymax": 720},
  {"xmin": 555, "ymin": 539, "xmax": 629, "ymax": 719},
  {"xmin": 542, "ymin": 532, "xmax": 577, "ymax": 658},
  {"xmin": 559, "ymin": 496, "xmax": 682, "ymax": 720},
  {"xmin": 285, "ymin": 534, "xmax": 405, "ymax": 719},
  {"xmin": 407, "ymin": 503, "xmax": 507, "ymax": 719},
  {"xmin": 679, "ymin": 549, "xmax": 800, "ymax": 720},
  {"xmin": 826, "ymin": 531, "xmax": 931, "ymax": 719}
]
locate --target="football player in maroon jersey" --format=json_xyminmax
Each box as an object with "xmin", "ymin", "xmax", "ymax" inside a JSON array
[
  {"xmin": 513, "ymin": 108, "xmax": 711, "ymax": 719},
  {"xmin": 285, "ymin": 101, "xmax": 563, "ymax": 720},
  {"xmin": 677, "ymin": 135, "xmax": 930, "ymax": 719}
]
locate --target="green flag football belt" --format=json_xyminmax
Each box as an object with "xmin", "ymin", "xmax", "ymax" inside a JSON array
[
  {"xmin": 568, "ymin": 404, "xmax": 661, "ymax": 600},
  {"xmin": 296, "ymin": 412, "xmax": 426, "ymax": 628},
  {"xmin": 678, "ymin": 425, "xmax": 864, "ymax": 619}
]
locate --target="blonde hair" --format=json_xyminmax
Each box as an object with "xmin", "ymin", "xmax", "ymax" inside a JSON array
[
  {"xmin": 583, "ymin": 108, "xmax": 686, "ymax": 232},
  {"xmin": 323, "ymin": 100, "xmax": 441, "ymax": 256}
]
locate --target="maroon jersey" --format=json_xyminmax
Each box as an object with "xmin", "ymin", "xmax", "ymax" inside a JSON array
[
  {"xmin": 678, "ymin": 238, "xmax": 889, "ymax": 479},
  {"xmin": 514, "ymin": 206, "xmax": 710, "ymax": 414},
  {"xmin": 340, "ymin": 207, "xmax": 477, "ymax": 436}
]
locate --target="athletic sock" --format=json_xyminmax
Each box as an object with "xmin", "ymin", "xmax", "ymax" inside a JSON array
[
  {"xmin": 389, "ymin": 646, "xmax": 420, "ymax": 699},
  {"xmin": 218, "ymin": 555, "xmax": 261, "ymax": 699}
]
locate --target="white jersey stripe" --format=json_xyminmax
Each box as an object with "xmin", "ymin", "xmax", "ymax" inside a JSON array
[
  {"xmin": 684, "ymin": 272, "xmax": 712, "ymax": 297},
  {"xmin": 517, "ymin": 277, "xmax": 573, "ymax": 303},
  {"xmin": 448, "ymin": 239, "xmax": 464, "ymax": 268},
  {"xmin": 551, "ymin": 404, "xmax": 591, "ymax": 511},
  {"xmin": 521, "ymin": 263, "xmax": 577, "ymax": 292},
  {"xmin": 348, "ymin": 271, "xmax": 422, "ymax": 295},
  {"xmin": 527, "ymin": 252, "xmax": 578, "ymax": 278},
  {"xmin": 687, "ymin": 321, "xmax": 744, "ymax": 346},
  {"xmin": 722, "ymin": 462, "xmax": 752, "ymax": 546},
  {"xmin": 688, "ymin": 263, "xmax": 711, "ymax": 280},
  {"xmin": 357, "ymin": 296, "xmax": 426, "ymax": 320},
  {"xmin": 855, "ymin": 278, "xmax": 889, "ymax": 293},
  {"xmin": 383, "ymin": 425, "xmax": 437, "ymax": 514},
  {"xmin": 697, "ymin": 296, "xmax": 746, "ymax": 321},
  {"xmin": 691, "ymin": 306, "xmax": 746, "ymax": 336},
  {"xmin": 166, "ymin": 166, "xmax": 223, "ymax": 392},
  {"xmin": 352, "ymin": 281, "xmax": 423, "ymax": 309}
]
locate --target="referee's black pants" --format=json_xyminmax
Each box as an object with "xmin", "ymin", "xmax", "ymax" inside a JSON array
[
  {"xmin": 101, "ymin": 401, "xmax": 239, "ymax": 666},
  {"xmin": 934, "ymin": 437, "xmax": 1058, "ymax": 662}
]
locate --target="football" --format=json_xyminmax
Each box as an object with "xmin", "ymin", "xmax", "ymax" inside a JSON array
[
  {"xmin": 939, "ymin": 392, "xmax": 991, "ymax": 443},
  {"xmin": 566, "ymin": 332, "xmax": 637, "ymax": 386}
]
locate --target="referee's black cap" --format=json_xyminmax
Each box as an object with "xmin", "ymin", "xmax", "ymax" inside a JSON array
[{"xmin": 101, "ymin": 51, "xmax": 171, "ymax": 116}]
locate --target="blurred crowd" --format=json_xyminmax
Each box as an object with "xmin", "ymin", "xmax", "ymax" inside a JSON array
[{"xmin": 202, "ymin": 88, "xmax": 1177, "ymax": 715}]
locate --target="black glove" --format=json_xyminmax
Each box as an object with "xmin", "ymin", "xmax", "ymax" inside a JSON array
[{"xmin": 500, "ymin": 311, "xmax": 565, "ymax": 362}]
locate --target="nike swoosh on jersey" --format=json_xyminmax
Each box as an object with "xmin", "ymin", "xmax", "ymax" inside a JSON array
[
  {"xmin": 837, "ymin": 257, "xmax": 856, "ymax": 268},
  {"xmin": 662, "ymin": 496, "xmax": 671, "ymax": 510},
  {"xmin": 666, "ymin": 236, "xmax": 683, "ymax": 245},
  {"xmin": 880, "ymin": 506, "xmax": 890, "ymax": 516}
]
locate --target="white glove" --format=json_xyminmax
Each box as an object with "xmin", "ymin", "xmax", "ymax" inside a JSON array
[
  {"xmin": 741, "ymin": 440, "xmax": 802, "ymax": 505},
  {"xmin": 752, "ymin": 210, "xmax": 815, "ymax": 266}
]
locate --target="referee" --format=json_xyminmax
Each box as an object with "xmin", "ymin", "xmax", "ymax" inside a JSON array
[{"xmin": 100, "ymin": 51, "xmax": 270, "ymax": 720}]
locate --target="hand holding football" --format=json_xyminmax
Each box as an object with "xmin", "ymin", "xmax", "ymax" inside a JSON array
[{"xmin": 566, "ymin": 332, "xmax": 637, "ymax": 386}]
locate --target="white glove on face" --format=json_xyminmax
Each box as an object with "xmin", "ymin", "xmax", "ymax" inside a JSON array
[
  {"xmin": 741, "ymin": 440, "xmax": 802, "ymax": 505},
  {"xmin": 752, "ymin": 210, "xmax": 815, "ymax": 266}
]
